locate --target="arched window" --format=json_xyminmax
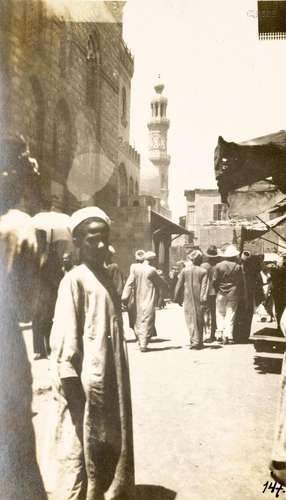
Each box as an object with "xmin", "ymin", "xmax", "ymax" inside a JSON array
[
  {"xmin": 135, "ymin": 181, "xmax": 139, "ymax": 195},
  {"xmin": 129, "ymin": 177, "xmax": 134, "ymax": 196},
  {"xmin": 118, "ymin": 163, "xmax": 128, "ymax": 206},
  {"xmin": 53, "ymin": 99, "xmax": 72, "ymax": 176},
  {"xmin": 121, "ymin": 87, "xmax": 127, "ymax": 126}
]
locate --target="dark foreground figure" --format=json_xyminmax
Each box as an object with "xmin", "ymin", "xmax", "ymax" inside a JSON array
[{"xmin": 0, "ymin": 135, "xmax": 47, "ymax": 498}]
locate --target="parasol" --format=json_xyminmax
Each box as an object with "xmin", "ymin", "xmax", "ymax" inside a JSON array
[
  {"xmin": 32, "ymin": 211, "xmax": 71, "ymax": 243},
  {"xmin": 32, "ymin": 211, "xmax": 74, "ymax": 260}
]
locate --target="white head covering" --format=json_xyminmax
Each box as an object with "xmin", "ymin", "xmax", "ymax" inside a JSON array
[
  {"xmin": 187, "ymin": 249, "xmax": 203, "ymax": 262},
  {"xmin": 144, "ymin": 251, "xmax": 156, "ymax": 261},
  {"xmin": 222, "ymin": 245, "xmax": 240, "ymax": 258},
  {"xmin": 70, "ymin": 207, "xmax": 111, "ymax": 236},
  {"xmin": 135, "ymin": 249, "xmax": 145, "ymax": 261}
]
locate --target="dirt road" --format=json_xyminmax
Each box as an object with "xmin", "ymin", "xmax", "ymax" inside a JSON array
[{"xmin": 26, "ymin": 303, "xmax": 283, "ymax": 499}]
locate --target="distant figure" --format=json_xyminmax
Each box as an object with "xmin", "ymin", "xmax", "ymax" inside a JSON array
[
  {"xmin": 233, "ymin": 251, "xmax": 263, "ymax": 343},
  {"xmin": 269, "ymin": 256, "xmax": 286, "ymax": 329},
  {"xmin": 126, "ymin": 249, "xmax": 146, "ymax": 333},
  {"xmin": 62, "ymin": 252, "xmax": 74, "ymax": 274},
  {"xmin": 169, "ymin": 265, "xmax": 179, "ymax": 301},
  {"xmin": 259, "ymin": 260, "xmax": 274, "ymax": 322},
  {"xmin": 156, "ymin": 268, "xmax": 168, "ymax": 309},
  {"xmin": 105, "ymin": 245, "xmax": 124, "ymax": 297},
  {"xmin": 122, "ymin": 251, "xmax": 168, "ymax": 352},
  {"xmin": 213, "ymin": 244, "xmax": 243, "ymax": 344},
  {"xmin": 201, "ymin": 245, "xmax": 220, "ymax": 343},
  {"xmin": 174, "ymin": 250, "xmax": 208, "ymax": 350}
]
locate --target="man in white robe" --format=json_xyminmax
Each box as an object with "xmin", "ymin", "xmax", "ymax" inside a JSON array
[{"xmin": 122, "ymin": 251, "xmax": 168, "ymax": 352}]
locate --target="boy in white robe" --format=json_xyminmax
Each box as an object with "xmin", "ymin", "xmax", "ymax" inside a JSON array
[{"xmin": 50, "ymin": 207, "xmax": 134, "ymax": 500}]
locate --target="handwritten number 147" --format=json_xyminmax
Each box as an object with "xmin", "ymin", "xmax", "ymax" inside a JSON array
[{"xmin": 263, "ymin": 481, "xmax": 286, "ymax": 497}]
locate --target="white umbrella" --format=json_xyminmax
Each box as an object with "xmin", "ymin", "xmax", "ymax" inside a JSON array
[
  {"xmin": 32, "ymin": 211, "xmax": 74, "ymax": 262},
  {"xmin": 32, "ymin": 211, "xmax": 71, "ymax": 243}
]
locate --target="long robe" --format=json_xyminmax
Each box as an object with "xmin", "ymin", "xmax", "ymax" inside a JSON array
[
  {"xmin": 124, "ymin": 263, "xmax": 140, "ymax": 330},
  {"xmin": 122, "ymin": 262, "xmax": 167, "ymax": 349},
  {"xmin": 174, "ymin": 264, "xmax": 208, "ymax": 347},
  {"xmin": 50, "ymin": 263, "xmax": 134, "ymax": 500}
]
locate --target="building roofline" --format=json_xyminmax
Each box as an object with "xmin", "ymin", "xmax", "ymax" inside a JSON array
[
  {"xmin": 239, "ymin": 130, "xmax": 286, "ymax": 145},
  {"xmin": 184, "ymin": 188, "xmax": 219, "ymax": 195}
]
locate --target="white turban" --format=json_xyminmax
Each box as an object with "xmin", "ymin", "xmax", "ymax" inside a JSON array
[
  {"xmin": 70, "ymin": 207, "xmax": 111, "ymax": 236},
  {"xmin": 144, "ymin": 251, "xmax": 156, "ymax": 261}
]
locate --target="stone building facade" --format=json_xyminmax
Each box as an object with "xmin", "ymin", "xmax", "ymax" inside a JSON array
[
  {"xmin": 0, "ymin": 0, "xmax": 140, "ymax": 213},
  {"xmin": 185, "ymin": 189, "xmax": 234, "ymax": 250}
]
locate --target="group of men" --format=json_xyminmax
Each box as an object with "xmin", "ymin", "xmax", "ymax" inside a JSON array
[{"xmin": 173, "ymin": 244, "xmax": 248, "ymax": 349}]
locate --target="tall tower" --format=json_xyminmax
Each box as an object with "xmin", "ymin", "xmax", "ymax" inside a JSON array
[{"xmin": 147, "ymin": 78, "xmax": 170, "ymax": 208}]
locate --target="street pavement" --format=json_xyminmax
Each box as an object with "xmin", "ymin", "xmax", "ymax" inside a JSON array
[{"xmin": 24, "ymin": 304, "xmax": 284, "ymax": 500}]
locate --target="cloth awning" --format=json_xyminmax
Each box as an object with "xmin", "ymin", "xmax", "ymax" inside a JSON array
[
  {"xmin": 242, "ymin": 213, "xmax": 286, "ymax": 241},
  {"xmin": 151, "ymin": 210, "xmax": 190, "ymax": 237},
  {"xmin": 214, "ymin": 136, "xmax": 286, "ymax": 217}
]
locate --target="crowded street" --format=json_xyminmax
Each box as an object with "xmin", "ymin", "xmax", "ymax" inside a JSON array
[
  {"xmin": 2, "ymin": 1, "xmax": 286, "ymax": 498},
  {"xmin": 26, "ymin": 304, "xmax": 281, "ymax": 500}
]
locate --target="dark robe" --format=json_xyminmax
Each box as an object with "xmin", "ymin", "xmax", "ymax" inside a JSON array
[{"xmin": 0, "ymin": 210, "xmax": 47, "ymax": 499}]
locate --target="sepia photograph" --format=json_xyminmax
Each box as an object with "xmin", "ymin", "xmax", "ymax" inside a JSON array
[{"xmin": 2, "ymin": 0, "xmax": 286, "ymax": 498}]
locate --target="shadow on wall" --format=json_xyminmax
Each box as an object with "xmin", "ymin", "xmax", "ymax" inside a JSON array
[{"xmin": 135, "ymin": 484, "xmax": 177, "ymax": 499}]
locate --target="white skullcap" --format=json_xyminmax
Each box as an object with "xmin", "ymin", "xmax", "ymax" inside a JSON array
[
  {"xmin": 70, "ymin": 207, "xmax": 111, "ymax": 235},
  {"xmin": 144, "ymin": 251, "xmax": 157, "ymax": 261}
]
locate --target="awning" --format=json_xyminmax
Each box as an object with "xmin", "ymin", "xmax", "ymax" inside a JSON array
[
  {"xmin": 242, "ymin": 213, "xmax": 286, "ymax": 241},
  {"xmin": 151, "ymin": 210, "xmax": 190, "ymax": 237},
  {"xmin": 226, "ymin": 182, "xmax": 286, "ymax": 219},
  {"xmin": 214, "ymin": 135, "xmax": 286, "ymax": 216}
]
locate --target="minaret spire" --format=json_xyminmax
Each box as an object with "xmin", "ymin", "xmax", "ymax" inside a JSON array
[{"xmin": 147, "ymin": 78, "xmax": 170, "ymax": 207}]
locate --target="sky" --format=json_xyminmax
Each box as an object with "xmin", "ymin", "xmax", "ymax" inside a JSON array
[{"xmin": 122, "ymin": 0, "xmax": 286, "ymax": 220}]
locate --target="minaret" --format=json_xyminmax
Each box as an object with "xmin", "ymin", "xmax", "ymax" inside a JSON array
[{"xmin": 147, "ymin": 78, "xmax": 170, "ymax": 207}]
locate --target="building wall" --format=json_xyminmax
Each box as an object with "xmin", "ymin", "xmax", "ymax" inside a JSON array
[
  {"xmin": 107, "ymin": 206, "xmax": 153, "ymax": 277},
  {"xmin": 185, "ymin": 189, "xmax": 232, "ymax": 250},
  {"xmin": 0, "ymin": 0, "xmax": 139, "ymax": 214}
]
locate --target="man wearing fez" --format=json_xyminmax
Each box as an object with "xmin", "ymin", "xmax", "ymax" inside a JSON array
[
  {"xmin": 0, "ymin": 134, "xmax": 47, "ymax": 498},
  {"xmin": 50, "ymin": 207, "xmax": 134, "ymax": 500},
  {"xmin": 174, "ymin": 250, "xmax": 208, "ymax": 350}
]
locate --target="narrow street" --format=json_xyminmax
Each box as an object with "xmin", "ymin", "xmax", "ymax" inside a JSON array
[{"xmin": 25, "ymin": 304, "xmax": 283, "ymax": 500}]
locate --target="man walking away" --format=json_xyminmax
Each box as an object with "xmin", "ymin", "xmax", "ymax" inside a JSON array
[
  {"xmin": 174, "ymin": 250, "xmax": 208, "ymax": 350},
  {"xmin": 125, "ymin": 249, "xmax": 145, "ymax": 334},
  {"xmin": 122, "ymin": 250, "xmax": 168, "ymax": 352},
  {"xmin": 201, "ymin": 245, "xmax": 220, "ymax": 343},
  {"xmin": 213, "ymin": 244, "xmax": 243, "ymax": 345}
]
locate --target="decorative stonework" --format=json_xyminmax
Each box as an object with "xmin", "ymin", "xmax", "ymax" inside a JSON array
[
  {"xmin": 119, "ymin": 40, "xmax": 134, "ymax": 78},
  {"xmin": 118, "ymin": 137, "xmax": 140, "ymax": 165}
]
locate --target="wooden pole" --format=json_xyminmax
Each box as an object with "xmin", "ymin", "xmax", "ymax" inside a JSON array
[{"xmin": 256, "ymin": 215, "xmax": 286, "ymax": 245}]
